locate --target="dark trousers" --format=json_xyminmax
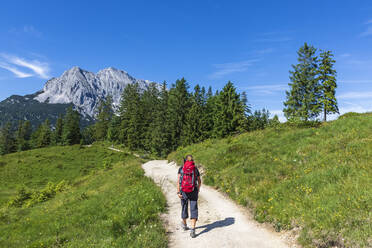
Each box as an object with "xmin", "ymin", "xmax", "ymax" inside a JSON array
[{"xmin": 181, "ymin": 190, "xmax": 198, "ymax": 219}]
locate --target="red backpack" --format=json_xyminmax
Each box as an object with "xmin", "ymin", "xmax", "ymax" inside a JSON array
[{"xmin": 180, "ymin": 160, "xmax": 196, "ymax": 193}]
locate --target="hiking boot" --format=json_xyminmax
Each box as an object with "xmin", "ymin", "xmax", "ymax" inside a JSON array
[
  {"xmin": 181, "ymin": 222, "xmax": 188, "ymax": 231},
  {"xmin": 190, "ymin": 228, "xmax": 196, "ymax": 238}
]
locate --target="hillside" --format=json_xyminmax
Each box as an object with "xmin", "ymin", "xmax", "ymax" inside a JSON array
[
  {"xmin": 0, "ymin": 144, "xmax": 167, "ymax": 247},
  {"xmin": 168, "ymin": 113, "xmax": 372, "ymax": 248}
]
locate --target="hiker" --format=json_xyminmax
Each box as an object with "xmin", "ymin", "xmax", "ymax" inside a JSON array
[{"xmin": 177, "ymin": 154, "xmax": 201, "ymax": 238}]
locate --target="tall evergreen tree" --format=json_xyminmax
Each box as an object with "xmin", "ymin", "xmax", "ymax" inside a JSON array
[
  {"xmin": 182, "ymin": 84, "xmax": 206, "ymax": 145},
  {"xmin": 0, "ymin": 122, "xmax": 16, "ymax": 155},
  {"xmin": 150, "ymin": 81, "xmax": 171, "ymax": 156},
  {"xmin": 318, "ymin": 50, "xmax": 338, "ymax": 121},
  {"xmin": 62, "ymin": 107, "xmax": 81, "ymax": 145},
  {"xmin": 94, "ymin": 96, "xmax": 113, "ymax": 140},
  {"xmin": 15, "ymin": 120, "xmax": 32, "ymax": 151},
  {"xmin": 213, "ymin": 81, "xmax": 245, "ymax": 138},
  {"xmin": 284, "ymin": 43, "xmax": 321, "ymax": 121},
  {"xmin": 167, "ymin": 78, "xmax": 191, "ymax": 150},
  {"xmin": 118, "ymin": 83, "xmax": 142, "ymax": 150},
  {"xmin": 37, "ymin": 119, "xmax": 52, "ymax": 148},
  {"xmin": 141, "ymin": 83, "xmax": 160, "ymax": 151},
  {"xmin": 202, "ymin": 86, "xmax": 216, "ymax": 138},
  {"xmin": 52, "ymin": 115, "xmax": 63, "ymax": 145},
  {"xmin": 107, "ymin": 115, "xmax": 121, "ymax": 143}
]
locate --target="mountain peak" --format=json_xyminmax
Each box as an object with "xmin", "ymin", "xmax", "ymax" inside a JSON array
[{"xmin": 34, "ymin": 66, "xmax": 153, "ymax": 117}]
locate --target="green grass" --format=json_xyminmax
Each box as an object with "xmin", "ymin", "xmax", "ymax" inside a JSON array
[
  {"xmin": 0, "ymin": 144, "xmax": 167, "ymax": 248},
  {"xmin": 168, "ymin": 113, "xmax": 372, "ymax": 248}
]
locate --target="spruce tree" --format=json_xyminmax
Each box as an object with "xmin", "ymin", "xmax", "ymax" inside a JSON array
[
  {"xmin": 213, "ymin": 81, "xmax": 245, "ymax": 138},
  {"xmin": 38, "ymin": 119, "xmax": 52, "ymax": 148},
  {"xmin": 202, "ymin": 86, "xmax": 216, "ymax": 138},
  {"xmin": 53, "ymin": 115, "xmax": 63, "ymax": 145},
  {"xmin": 94, "ymin": 96, "xmax": 113, "ymax": 141},
  {"xmin": 118, "ymin": 83, "xmax": 142, "ymax": 150},
  {"xmin": 167, "ymin": 78, "xmax": 191, "ymax": 150},
  {"xmin": 182, "ymin": 84, "xmax": 206, "ymax": 145},
  {"xmin": 284, "ymin": 43, "xmax": 321, "ymax": 121},
  {"xmin": 150, "ymin": 81, "xmax": 171, "ymax": 156},
  {"xmin": 15, "ymin": 120, "xmax": 32, "ymax": 151},
  {"xmin": 318, "ymin": 50, "xmax": 338, "ymax": 121},
  {"xmin": 0, "ymin": 122, "xmax": 16, "ymax": 155},
  {"xmin": 62, "ymin": 107, "xmax": 81, "ymax": 145},
  {"xmin": 107, "ymin": 115, "xmax": 121, "ymax": 143}
]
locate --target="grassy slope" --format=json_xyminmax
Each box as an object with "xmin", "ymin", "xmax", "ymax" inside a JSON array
[
  {"xmin": 0, "ymin": 144, "xmax": 167, "ymax": 248},
  {"xmin": 168, "ymin": 113, "xmax": 372, "ymax": 248}
]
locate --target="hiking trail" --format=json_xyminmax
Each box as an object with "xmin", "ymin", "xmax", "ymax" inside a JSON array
[{"xmin": 142, "ymin": 160, "xmax": 298, "ymax": 248}]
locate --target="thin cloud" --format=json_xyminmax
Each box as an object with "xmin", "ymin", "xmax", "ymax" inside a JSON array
[
  {"xmin": 360, "ymin": 20, "xmax": 372, "ymax": 37},
  {"xmin": 254, "ymin": 31, "xmax": 292, "ymax": 43},
  {"xmin": 269, "ymin": 110, "xmax": 286, "ymax": 122},
  {"xmin": 338, "ymin": 91, "xmax": 372, "ymax": 99},
  {"xmin": 255, "ymin": 37, "xmax": 292, "ymax": 42},
  {"xmin": 9, "ymin": 25, "xmax": 42, "ymax": 37},
  {"xmin": 0, "ymin": 62, "xmax": 33, "ymax": 78},
  {"xmin": 208, "ymin": 59, "xmax": 259, "ymax": 79},
  {"xmin": 243, "ymin": 84, "xmax": 288, "ymax": 95},
  {"xmin": 0, "ymin": 54, "xmax": 50, "ymax": 79}
]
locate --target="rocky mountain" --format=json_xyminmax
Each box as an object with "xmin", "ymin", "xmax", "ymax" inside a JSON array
[{"xmin": 0, "ymin": 66, "xmax": 154, "ymax": 129}]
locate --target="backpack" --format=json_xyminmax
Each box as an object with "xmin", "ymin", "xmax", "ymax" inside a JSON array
[{"xmin": 179, "ymin": 160, "xmax": 196, "ymax": 193}]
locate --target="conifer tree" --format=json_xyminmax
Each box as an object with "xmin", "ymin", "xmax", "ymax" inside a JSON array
[
  {"xmin": 62, "ymin": 107, "xmax": 81, "ymax": 145},
  {"xmin": 52, "ymin": 115, "xmax": 63, "ymax": 145},
  {"xmin": 213, "ymin": 81, "xmax": 245, "ymax": 138},
  {"xmin": 38, "ymin": 119, "xmax": 52, "ymax": 148},
  {"xmin": 107, "ymin": 115, "xmax": 121, "ymax": 143},
  {"xmin": 15, "ymin": 120, "xmax": 32, "ymax": 151},
  {"xmin": 94, "ymin": 96, "xmax": 113, "ymax": 140},
  {"xmin": 118, "ymin": 83, "xmax": 142, "ymax": 149},
  {"xmin": 167, "ymin": 78, "xmax": 191, "ymax": 150},
  {"xmin": 0, "ymin": 122, "xmax": 16, "ymax": 155},
  {"xmin": 182, "ymin": 84, "xmax": 205, "ymax": 145},
  {"xmin": 318, "ymin": 50, "xmax": 338, "ymax": 121},
  {"xmin": 284, "ymin": 43, "xmax": 321, "ymax": 121},
  {"xmin": 202, "ymin": 86, "xmax": 216, "ymax": 138},
  {"xmin": 150, "ymin": 81, "xmax": 171, "ymax": 156}
]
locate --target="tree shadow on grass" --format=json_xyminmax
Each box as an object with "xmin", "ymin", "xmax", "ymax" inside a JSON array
[{"xmin": 196, "ymin": 217, "xmax": 235, "ymax": 237}]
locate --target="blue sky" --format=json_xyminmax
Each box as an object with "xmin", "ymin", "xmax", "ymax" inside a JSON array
[{"xmin": 1, "ymin": 0, "xmax": 372, "ymax": 121}]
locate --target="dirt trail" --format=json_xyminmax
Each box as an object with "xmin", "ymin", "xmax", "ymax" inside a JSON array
[{"xmin": 142, "ymin": 160, "xmax": 295, "ymax": 248}]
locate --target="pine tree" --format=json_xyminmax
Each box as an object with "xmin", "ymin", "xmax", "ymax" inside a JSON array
[
  {"xmin": 167, "ymin": 78, "xmax": 191, "ymax": 150},
  {"xmin": 318, "ymin": 50, "xmax": 338, "ymax": 121},
  {"xmin": 141, "ymin": 83, "xmax": 161, "ymax": 151},
  {"xmin": 240, "ymin": 91, "xmax": 252, "ymax": 131},
  {"xmin": 182, "ymin": 84, "xmax": 205, "ymax": 145},
  {"xmin": 52, "ymin": 115, "xmax": 63, "ymax": 145},
  {"xmin": 15, "ymin": 120, "xmax": 32, "ymax": 151},
  {"xmin": 118, "ymin": 83, "xmax": 142, "ymax": 150},
  {"xmin": 150, "ymin": 81, "xmax": 171, "ymax": 156},
  {"xmin": 94, "ymin": 96, "xmax": 113, "ymax": 141},
  {"xmin": 202, "ymin": 86, "xmax": 216, "ymax": 138},
  {"xmin": 38, "ymin": 119, "xmax": 52, "ymax": 148},
  {"xmin": 107, "ymin": 115, "xmax": 121, "ymax": 143},
  {"xmin": 62, "ymin": 107, "xmax": 81, "ymax": 145},
  {"xmin": 0, "ymin": 122, "xmax": 16, "ymax": 155},
  {"xmin": 213, "ymin": 81, "xmax": 245, "ymax": 138},
  {"xmin": 284, "ymin": 43, "xmax": 321, "ymax": 121}
]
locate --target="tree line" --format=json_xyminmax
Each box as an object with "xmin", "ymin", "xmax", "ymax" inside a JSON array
[{"xmin": 0, "ymin": 107, "xmax": 81, "ymax": 155}]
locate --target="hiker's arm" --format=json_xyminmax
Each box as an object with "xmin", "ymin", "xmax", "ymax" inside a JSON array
[
  {"xmin": 177, "ymin": 174, "xmax": 183, "ymax": 198},
  {"xmin": 197, "ymin": 176, "xmax": 201, "ymax": 192}
]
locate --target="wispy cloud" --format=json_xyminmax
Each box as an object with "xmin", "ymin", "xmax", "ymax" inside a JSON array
[
  {"xmin": 254, "ymin": 31, "xmax": 292, "ymax": 43},
  {"xmin": 9, "ymin": 25, "xmax": 42, "ymax": 37},
  {"xmin": 360, "ymin": 20, "xmax": 372, "ymax": 37},
  {"xmin": 269, "ymin": 110, "xmax": 286, "ymax": 122},
  {"xmin": 0, "ymin": 63, "xmax": 33, "ymax": 78},
  {"xmin": 338, "ymin": 91, "xmax": 372, "ymax": 99},
  {"xmin": 243, "ymin": 84, "xmax": 288, "ymax": 95},
  {"xmin": 0, "ymin": 54, "xmax": 50, "ymax": 79},
  {"xmin": 208, "ymin": 59, "xmax": 259, "ymax": 79},
  {"xmin": 339, "ymin": 53, "xmax": 351, "ymax": 58}
]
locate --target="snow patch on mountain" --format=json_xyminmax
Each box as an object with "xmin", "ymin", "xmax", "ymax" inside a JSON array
[{"xmin": 35, "ymin": 66, "xmax": 153, "ymax": 117}]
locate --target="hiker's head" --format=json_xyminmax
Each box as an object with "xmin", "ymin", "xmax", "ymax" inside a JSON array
[{"xmin": 185, "ymin": 155, "xmax": 193, "ymax": 161}]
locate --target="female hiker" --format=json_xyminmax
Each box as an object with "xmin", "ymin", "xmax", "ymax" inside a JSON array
[{"xmin": 177, "ymin": 154, "xmax": 201, "ymax": 238}]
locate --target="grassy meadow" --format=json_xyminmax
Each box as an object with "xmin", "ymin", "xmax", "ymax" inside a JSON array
[
  {"xmin": 0, "ymin": 144, "xmax": 167, "ymax": 248},
  {"xmin": 168, "ymin": 113, "xmax": 372, "ymax": 248}
]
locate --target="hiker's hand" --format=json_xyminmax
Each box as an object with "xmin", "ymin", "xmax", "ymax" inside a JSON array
[{"xmin": 177, "ymin": 193, "xmax": 183, "ymax": 199}]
